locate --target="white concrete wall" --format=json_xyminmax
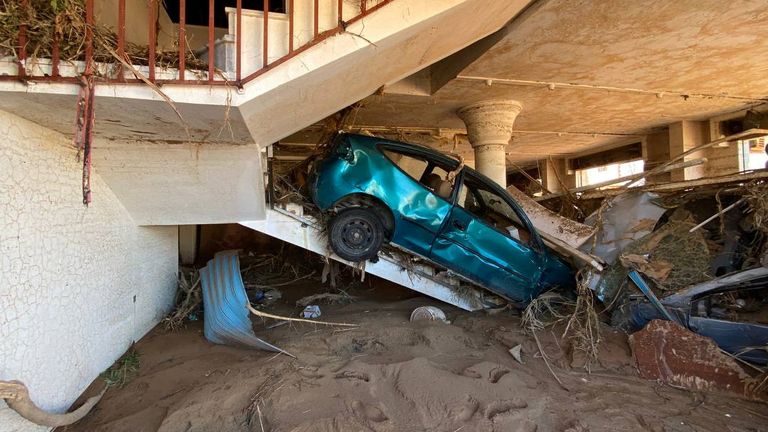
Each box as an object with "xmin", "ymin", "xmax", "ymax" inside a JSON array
[{"xmin": 0, "ymin": 110, "xmax": 179, "ymax": 431}]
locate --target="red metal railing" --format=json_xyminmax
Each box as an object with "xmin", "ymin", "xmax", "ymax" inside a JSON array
[{"xmin": 5, "ymin": 0, "xmax": 393, "ymax": 87}]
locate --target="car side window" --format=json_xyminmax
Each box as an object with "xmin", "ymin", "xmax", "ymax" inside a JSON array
[
  {"xmin": 382, "ymin": 149, "xmax": 428, "ymax": 181},
  {"xmin": 457, "ymin": 175, "xmax": 532, "ymax": 245},
  {"xmin": 381, "ymin": 148, "xmax": 454, "ymax": 200}
]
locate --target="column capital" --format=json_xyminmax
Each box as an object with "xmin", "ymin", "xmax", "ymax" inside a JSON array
[{"xmin": 456, "ymin": 100, "xmax": 522, "ymax": 148}]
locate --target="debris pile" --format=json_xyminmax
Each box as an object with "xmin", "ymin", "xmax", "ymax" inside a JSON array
[
  {"xmin": 520, "ymin": 158, "xmax": 768, "ymax": 399},
  {"xmin": 162, "ymin": 242, "xmax": 368, "ymax": 359},
  {"xmin": 163, "ymin": 268, "xmax": 201, "ymax": 331}
]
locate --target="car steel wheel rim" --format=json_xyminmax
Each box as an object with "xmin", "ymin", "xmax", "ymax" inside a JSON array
[{"xmin": 341, "ymin": 219, "xmax": 374, "ymax": 251}]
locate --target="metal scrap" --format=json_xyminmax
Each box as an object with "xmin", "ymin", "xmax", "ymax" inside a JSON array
[
  {"xmin": 629, "ymin": 320, "xmax": 766, "ymax": 400},
  {"xmin": 200, "ymin": 250, "xmax": 287, "ymax": 353}
]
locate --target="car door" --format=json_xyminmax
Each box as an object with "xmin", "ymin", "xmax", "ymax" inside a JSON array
[
  {"xmin": 377, "ymin": 145, "xmax": 454, "ymax": 257},
  {"xmin": 429, "ymin": 170, "xmax": 544, "ymax": 302}
]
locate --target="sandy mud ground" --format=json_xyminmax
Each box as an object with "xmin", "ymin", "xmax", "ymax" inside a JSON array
[{"xmin": 64, "ymin": 280, "xmax": 768, "ymax": 432}]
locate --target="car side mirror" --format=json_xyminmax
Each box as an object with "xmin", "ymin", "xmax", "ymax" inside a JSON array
[{"xmin": 335, "ymin": 141, "xmax": 355, "ymax": 162}]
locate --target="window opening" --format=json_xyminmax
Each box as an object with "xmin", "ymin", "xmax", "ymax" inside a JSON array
[
  {"xmin": 576, "ymin": 159, "xmax": 645, "ymax": 188},
  {"xmin": 738, "ymin": 137, "xmax": 768, "ymax": 171}
]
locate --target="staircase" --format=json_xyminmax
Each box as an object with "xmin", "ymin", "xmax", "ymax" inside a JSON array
[{"xmin": 0, "ymin": 1, "xmax": 531, "ymax": 225}]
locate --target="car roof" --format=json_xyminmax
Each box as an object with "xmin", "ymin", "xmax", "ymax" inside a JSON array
[
  {"xmin": 344, "ymin": 132, "xmax": 509, "ymax": 196},
  {"xmin": 344, "ymin": 133, "xmax": 462, "ymax": 170}
]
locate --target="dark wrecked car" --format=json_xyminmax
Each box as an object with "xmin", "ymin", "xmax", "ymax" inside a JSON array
[
  {"xmin": 308, "ymin": 133, "xmax": 574, "ymax": 304},
  {"xmin": 616, "ymin": 267, "xmax": 768, "ymax": 365}
]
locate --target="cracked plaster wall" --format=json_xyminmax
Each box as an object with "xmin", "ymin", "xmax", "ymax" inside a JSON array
[{"xmin": 0, "ymin": 110, "xmax": 178, "ymax": 431}]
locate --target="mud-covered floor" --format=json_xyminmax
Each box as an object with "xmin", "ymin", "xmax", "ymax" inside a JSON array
[{"xmin": 64, "ymin": 279, "xmax": 768, "ymax": 432}]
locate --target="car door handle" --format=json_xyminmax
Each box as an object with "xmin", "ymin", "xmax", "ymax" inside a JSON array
[{"xmin": 452, "ymin": 219, "xmax": 466, "ymax": 231}]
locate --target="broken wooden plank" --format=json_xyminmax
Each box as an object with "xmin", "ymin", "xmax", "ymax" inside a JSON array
[{"xmin": 579, "ymin": 170, "xmax": 768, "ymax": 199}]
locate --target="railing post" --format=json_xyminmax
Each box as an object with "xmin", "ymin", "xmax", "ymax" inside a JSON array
[
  {"xmin": 236, "ymin": 0, "xmax": 242, "ymax": 83},
  {"xmin": 288, "ymin": 0, "xmax": 294, "ymax": 53},
  {"xmin": 179, "ymin": 0, "xmax": 186, "ymax": 81},
  {"xmin": 208, "ymin": 0, "xmax": 215, "ymax": 82},
  {"xmin": 361, "ymin": 0, "xmax": 367, "ymax": 14},
  {"xmin": 338, "ymin": 0, "xmax": 343, "ymax": 26},
  {"xmin": 51, "ymin": 32, "xmax": 60, "ymax": 77},
  {"xmin": 18, "ymin": 0, "xmax": 28, "ymax": 79},
  {"xmin": 148, "ymin": 0, "xmax": 157, "ymax": 81},
  {"xmin": 314, "ymin": 0, "xmax": 319, "ymax": 37},
  {"xmin": 85, "ymin": 0, "xmax": 94, "ymax": 76},
  {"xmin": 263, "ymin": 0, "xmax": 269, "ymax": 68},
  {"xmin": 117, "ymin": 0, "xmax": 126, "ymax": 81}
]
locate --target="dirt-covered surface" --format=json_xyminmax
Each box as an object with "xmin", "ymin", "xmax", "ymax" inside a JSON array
[{"xmin": 64, "ymin": 280, "xmax": 768, "ymax": 432}]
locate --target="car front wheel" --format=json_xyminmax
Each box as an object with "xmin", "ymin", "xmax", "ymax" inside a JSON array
[{"xmin": 328, "ymin": 208, "xmax": 385, "ymax": 262}]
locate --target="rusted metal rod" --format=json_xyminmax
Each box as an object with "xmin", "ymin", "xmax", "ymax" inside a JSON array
[
  {"xmin": 263, "ymin": 0, "xmax": 269, "ymax": 68},
  {"xmin": 148, "ymin": 0, "xmax": 157, "ymax": 81},
  {"xmin": 208, "ymin": 0, "xmax": 215, "ymax": 82},
  {"xmin": 51, "ymin": 30, "xmax": 60, "ymax": 77},
  {"xmin": 18, "ymin": 0, "xmax": 27, "ymax": 79},
  {"xmin": 236, "ymin": 0, "xmax": 242, "ymax": 82},
  {"xmin": 288, "ymin": 0, "xmax": 295, "ymax": 52},
  {"xmin": 116, "ymin": 0, "xmax": 126, "ymax": 81},
  {"xmin": 85, "ymin": 0, "xmax": 94, "ymax": 76},
  {"xmin": 179, "ymin": 0, "xmax": 187, "ymax": 81},
  {"xmin": 314, "ymin": 0, "xmax": 319, "ymax": 37}
]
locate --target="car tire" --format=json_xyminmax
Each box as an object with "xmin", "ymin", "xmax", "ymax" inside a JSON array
[{"xmin": 328, "ymin": 208, "xmax": 385, "ymax": 262}]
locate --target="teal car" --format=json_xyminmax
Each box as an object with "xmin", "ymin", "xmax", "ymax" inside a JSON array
[{"xmin": 309, "ymin": 133, "xmax": 574, "ymax": 304}]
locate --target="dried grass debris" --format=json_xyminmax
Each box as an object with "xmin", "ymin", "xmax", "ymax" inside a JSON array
[
  {"xmin": 522, "ymin": 273, "xmax": 602, "ymax": 372},
  {"xmin": 163, "ymin": 268, "xmax": 202, "ymax": 331},
  {"xmin": 1, "ymin": 0, "xmax": 207, "ymax": 73},
  {"xmin": 621, "ymin": 220, "xmax": 711, "ymax": 291},
  {"xmin": 562, "ymin": 272, "xmax": 602, "ymax": 372}
]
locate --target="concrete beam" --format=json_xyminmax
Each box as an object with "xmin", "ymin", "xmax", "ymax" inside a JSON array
[{"xmin": 92, "ymin": 140, "xmax": 266, "ymax": 225}]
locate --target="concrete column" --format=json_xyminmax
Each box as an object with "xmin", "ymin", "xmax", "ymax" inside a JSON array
[
  {"xmin": 457, "ymin": 100, "xmax": 522, "ymax": 187},
  {"xmin": 179, "ymin": 225, "xmax": 199, "ymax": 266},
  {"xmin": 668, "ymin": 120, "xmax": 709, "ymax": 181},
  {"xmin": 540, "ymin": 158, "xmax": 576, "ymax": 193},
  {"xmin": 643, "ymin": 131, "xmax": 672, "ymax": 184}
]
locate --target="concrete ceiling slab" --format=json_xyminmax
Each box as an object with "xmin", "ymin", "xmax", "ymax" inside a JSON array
[
  {"xmin": 463, "ymin": 0, "xmax": 768, "ymax": 98},
  {"xmin": 355, "ymin": 80, "xmax": 757, "ymax": 162},
  {"xmin": 349, "ymin": 0, "xmax": 768, "ymax": 163}
]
